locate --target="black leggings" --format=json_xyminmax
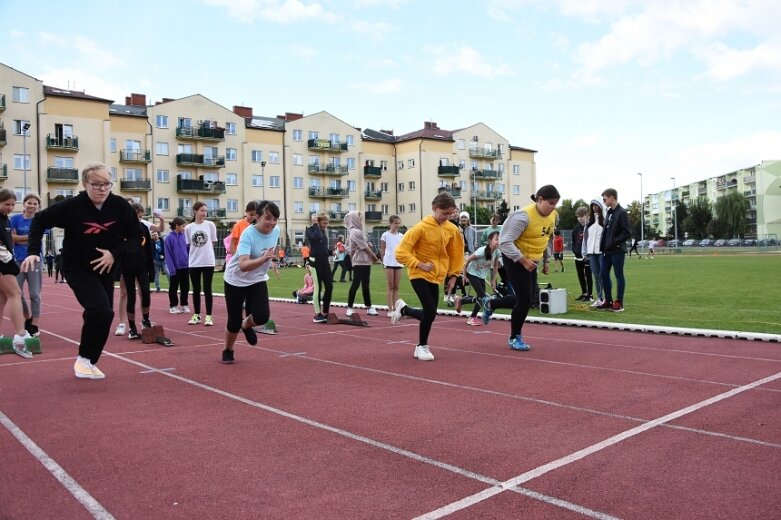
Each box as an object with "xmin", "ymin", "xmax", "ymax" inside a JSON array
[
  {"xmin": 168, "ymin": 268, "xmax": 190, "ymax": 307},
  {"xmin": 465, "ymin": 273, "xmax": 489, "ymax": 318},
  {"xmin": 403, "ymin": 278, "xmax": 438, "ymax": 346},
  {"xmin": 224, "ymin": 281, "xmax": 270, "ymax": 333},
  {"xmin": 502, "ymin": 255, "xmax": 534, "ymax": 339},
  {"xmin": 310, "ymin": 258, "xmax": 333, "ymax": 314},
  {"xmin": 64, "ymin": 267, "xmax": 115, "ymax": 364},
  {"xmin": 189, "ymin": 266, "xmax": 214, "ymax": 315},
  {"xmin": 123, "ymin": 269, "xmax": 151, "ymax": 317},
  {"xmin": 347, "ymin": 265, "xmax": 372, "ymax": 308}
]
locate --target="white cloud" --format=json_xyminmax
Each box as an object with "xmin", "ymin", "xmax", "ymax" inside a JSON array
[
  {"xmin": 349, "ymin": 19, "xmax": 393, "ymax": 37},
  {"xmin": 695, "ymin": 42, "xmax": 781, "ymax": 81},
  {"xmin": 38, "ymin": 67, "xmax": 129, "ymax": 101},
  {"xmin": 428, "ymin": 46, "xmax": 512, "ymax": 77},
  {"xmin": 203, "ymin": 0, "xmax": 338, "ymax": 23}
]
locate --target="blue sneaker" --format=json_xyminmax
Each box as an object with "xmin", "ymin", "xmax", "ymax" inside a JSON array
[
  {"xmin": 481, "ymin": 296, "xmax": 494, "ymax": 325},
  {"xmin": 508, "ymin": 336, "xmax": 532, "ymax": 351}
]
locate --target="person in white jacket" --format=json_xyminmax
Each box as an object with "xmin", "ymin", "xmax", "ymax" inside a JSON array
[{"xmin": 583, "ymin": 199, "xmax": 605, "ymax": 307}]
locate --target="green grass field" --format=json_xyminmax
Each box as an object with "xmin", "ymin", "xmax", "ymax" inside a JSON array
[{"xmin": 165, "ymin": 252, "xmax": 781, "ymax": 335}]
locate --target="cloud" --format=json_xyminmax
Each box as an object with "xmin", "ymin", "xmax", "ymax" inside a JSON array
[
  {"xmin": 203, "ymin": 0, "xmax": 338, "ymax": 24},
  {"xmin": 37, "ymin": 67, "xmax": 129, "ymax": 101},
  {"xmin": 671, "ymin": 131, "xmax": 781, "ymax": 175},
  {"xmin": 695, "ymin": 42, "xmax": 781, "ymax": 81},
  {"xmin": 428, "ymin": 46, "xmax": 512, "ymax": 77}
]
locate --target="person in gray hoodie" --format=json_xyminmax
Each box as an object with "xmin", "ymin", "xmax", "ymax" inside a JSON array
[{"xmin": 344, "ymin": 211, "xmax": 379, "ymax": 316}]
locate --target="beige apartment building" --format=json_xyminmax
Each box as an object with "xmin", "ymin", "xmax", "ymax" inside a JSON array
[{"xmin": 1, "ymin": 61, "xmax": 538, "ymax": 250}]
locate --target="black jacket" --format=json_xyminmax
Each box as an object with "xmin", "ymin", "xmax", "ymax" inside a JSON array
[
  {"xmin": 600, "ymin": 204, "xmax": 631, "ymax": 255},
  {"xmin": 571, "ymin": 223, "xmax": 585, "ymax": 260},
  {"xmin": 28, "ymin": 191, "xmax": 139, "ymax": 274},
  {"xmin": 305, "ymin": 224, "xmax": 330, "ymax": 262}
]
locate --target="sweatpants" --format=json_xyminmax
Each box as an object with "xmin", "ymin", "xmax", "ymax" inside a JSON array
[{"xmin": 64, "ymin": 267, "xmax": 115, "ymax": 364}]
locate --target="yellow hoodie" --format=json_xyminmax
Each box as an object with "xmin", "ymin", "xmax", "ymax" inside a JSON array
[{"xmin": 395, "ymin": 215, "xmax": 465, "ymax": 284}]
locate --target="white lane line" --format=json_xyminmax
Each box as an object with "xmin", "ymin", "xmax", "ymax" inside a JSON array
[
  {"xmin": 0, "ymin": 411, "xmax": 116, "ymax": 520},
  {"xmin": 413, "ymin": 370, "xmax": 781, "ymax": 519}
]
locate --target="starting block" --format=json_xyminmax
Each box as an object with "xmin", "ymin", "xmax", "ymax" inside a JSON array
[
  {"xmin": 0, "ymin": 336, "xmax": 42, "ymax": 355},
  {"xmin": 326, "ymin": 312, "xmax": 370, "ymax": 327},
  {"xmin": 257, "ymin": 319, "xmax": 278, "ymax": 335}
]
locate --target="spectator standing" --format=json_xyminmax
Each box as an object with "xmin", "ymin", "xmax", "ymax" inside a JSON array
[
  {"xmin": 164, "ymin": 217, "xmax": 190, "ymax": 314},
  {"xmin": 306, "ymin": 212, "xmax": 333, "ymax": 323},
  {"xmin": 552, "ymin": 229, "xmax": 565, "ymax": 272},
  {"xmin": 122, "ymin": 203, "xmax": 155, "ymax": 340},
  {"xmin": 331, "ymin": 234, "xmax": 347, "ymax": 281},
  {"xmin": 598, "ymin": 188, "xmax": 632, "ymax": 312},
  {"xmin": 10, "ymin": 193, "xmax": 44, "ymax": 336},
  {"xmin": 344, "ymin": 211, "xmax": 379, "ymax": 317},
  {"xmin": 392, "ymin": 192, "xmax": 464, "ymax": 361},
  {"xmin": 380, "ymin": 215, "xmax": 404, "ymax": 317},
  {"xmin": 185, "ymin": 202, "xmax": 217, "ymax": 326},
  {"xmin": 54, "ymin": 249, "xmax": 64, "ymax": 283},
  {"xmin": 584, "ymin": 199, "xmax": 605, "ymax": 307},
  {"xmin": 151, "ymin": 231, "xmax": 166, "ymax": 291},
  {"xmin": 571, "ymin": 206, "xmax": 593, "ymax": 302},
  {"xmin": 481, "ymin": 213, "xmax": 502, "ymax": 246},
  {"xmin": 45, "ymin": 253, "xmax": 54, "ymax": 278}
]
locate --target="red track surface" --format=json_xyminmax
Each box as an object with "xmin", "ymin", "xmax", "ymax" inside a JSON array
[{"xmin": 1, "ymin": 277, "xmax": 780, "ymax": 519}]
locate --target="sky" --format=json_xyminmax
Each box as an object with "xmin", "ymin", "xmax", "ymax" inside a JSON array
[{"xmin": 2, "ymin": 0, "xmax": 780, "ymax": 204}]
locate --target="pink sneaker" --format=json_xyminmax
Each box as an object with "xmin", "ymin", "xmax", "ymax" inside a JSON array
[{"xmin": 466, "ymin": 317, "xmax": 483, "ymax": 326}]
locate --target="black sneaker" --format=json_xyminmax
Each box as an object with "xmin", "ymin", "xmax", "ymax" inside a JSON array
[
  {"xmin": 26, "ymin": 323, "xmax": 40, "ymax": 337},
  {"xmin": 128, "ymin": 329, "xmax": 141, "ymax": 340},
  {"xmin": 313, "ymin": 313, "xmax": 327, "ymax": 323},
  {"xmin": 242, "ymin": 327, "xmax": 258, "ymax": 346},
  {"xmin": 221, "ymin": 349, "xmax": 235, "ymax": 364},
  {"xmin": 141, "ymin": 319, "xmax": 153, "ymax": 329}
]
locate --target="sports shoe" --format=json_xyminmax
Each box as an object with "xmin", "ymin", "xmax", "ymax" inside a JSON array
[
  {"xmin": 169, "ymin": 307, "xmax": 180, "ymax": 314},
  {"xmin": 313, "ymin": 313, "xmax": 328, "ymax": 323},
  {"xmin": 128, "ymin": 329, "xmax": 141, "ymax": 340},
  {"xmin": 366, "ymin": 307, "xmax": 379, "ymax": 316},
  {"xmin": 12, "ymin": 333, "xmax": 33, "ymax": 359},
  {"xmin": 221, "ymin": 349, "xmax": 235, "ymax": 364},
  {"xmin": 74, "ymin": 356, "xmax": 105, "ymax": 380},
  {"xmin": 590, "ymin": 299, "xmax": 603, "ymax": 308},
  {"xmin": 611, "ymin": 300, "xmax": 625, "ymax": 312},
  {"xmin": 90, "ymin": 363, "xmax": 106, "ymax": 379},
  {"xmin": 258, "ymin": 320, "xmax": 278, "ymax": 335},
  {"xmin": 141, "ymin": 319, "xmax": 153, "ymax": 329},
  {"xmin": 508, "ymin": 336, "xmax": 532, "ymax": 351},
  {"xmin": 413, "ymin": 344, "xmax": 434, "ymax": 361},
  {"xmin": 481, "ymin": 296, "xmax": 494, "ymax": 325},
  {"xmin": 181, "ymin": 306, "xmax": 191, "ymax": 314},
  {"xmin": 204, "ymin": 315, "xmax": 214, "ymax": 326},
  {"xmin": 597, "ymin": 300, "xmax": 613, "ymax": 310},
  {"xmin": 345, "ymin": 307, "xmax": 354, "ymax": 317},
  {"xmin": 242, "ymin": 326, "xmax": 258, "ymax": 346},
  {"xmin": 114, "ymin": 323, "xmax": 126, "ymax": 336},
  {"xmin": 188, "ymin": 314, "xmax": 201, "ymax": 325},
  {"xmin": 466, "ymin": 317, "xmax": 482, "ymax": 326},
  {"xmin": 454, "ymin": 296, "xmax": 463, "ymax": 313},
  {"xmin": 26, "ymin": 323, "xmax": 40, "ymax": 337},
  {"xmin": 390, "ymin": 299, "xmax": 406, "ymax": 325}
]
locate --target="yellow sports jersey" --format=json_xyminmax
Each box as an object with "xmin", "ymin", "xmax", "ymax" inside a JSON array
[{"xmin": 513, "ymin": 202, "xmax": 557, "ymax": 260}]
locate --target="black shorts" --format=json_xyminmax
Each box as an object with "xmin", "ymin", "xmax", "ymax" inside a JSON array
[
  {"xmin": 0, "ymin": 260, "xmax": 21, "ymax": 276},
  {"xmin": 553, "ymin": 252, "xmax": 563, "ymax": 260},
  {"xmin": 384, "ymin": 265, "xmax": 403, "ymax": 270}
]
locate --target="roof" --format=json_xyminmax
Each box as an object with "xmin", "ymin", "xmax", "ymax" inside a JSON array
[
  {"xmin": 43, "ymin": 85, "xmax": 113, "ymax": 103},
  {"xmin": 246, "ymin": 116, "xmax": 285, "ymax": 132},
  {"xmin": 109, "ymin": 104, "xmax": 148, "ymax": 117},
  {"xmin": 361, "ymin": 128, "xmax": 396, "ymax": 143}
]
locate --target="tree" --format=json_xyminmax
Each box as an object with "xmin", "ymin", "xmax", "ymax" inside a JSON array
[
  {"xmin": 683, "ymin": 197, "xmax": 712, "ymax": 239},
  {"xmin": 497, "ymin": 199, "xmax": 510, "ymax": 223},
  {"xmin": 667, "ymin": 200, "xmax": 688, "ymax": 238},
  {"xmin": 462, "ymin": 205, "xmax": 492, "ymax": 226},
  {"xmin": 627, "ymin": 200, "xmax": 642, "ymax": 237},
  {"xmin": 555, "ymin": 199, "xmax": 576, "ymax": 229},
  {"xmin": 713, "ymin": 192, "xmax": 749, "ymax": 238}
]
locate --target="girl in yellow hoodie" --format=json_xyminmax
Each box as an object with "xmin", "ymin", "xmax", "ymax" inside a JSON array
[{"xmin": 392, "ymin": 192, "xmax": 464, "ymax": 361}]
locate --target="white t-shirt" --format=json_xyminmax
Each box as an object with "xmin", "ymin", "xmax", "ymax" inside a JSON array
[
  {"xmin": 224, "ymin": 225, "xmax": 281, "ymax": 287},
  {"xmin": 185, "ymin": 220, "xmax": 217, "ymax": 268},
  {"xmin": 381, "ymin": 231, "xmax": 404, "ymax": 267},
  {"xmin": 467, "ymin": 246, "xmax": 500, "ymax": 279}
]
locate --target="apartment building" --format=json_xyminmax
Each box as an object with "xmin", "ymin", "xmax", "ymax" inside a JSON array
[
  {"xmin": 643, "ymin": 160, "xmax": 781, "ymax": 239},
  {"xmin": 1, "ymin": 61, "xmax": 538, "ymax": 249}
]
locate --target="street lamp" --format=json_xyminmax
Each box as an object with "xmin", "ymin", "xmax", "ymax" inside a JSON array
[
  {"xmin": 471, "ymin": 166, "xmax": 478, "ymax": 225},
  {"xmin": 260, "ymin": 160, "xmax": 266, "ymax": 201},
  {"xmin": 670, "ymin": 177, "xmax": 678, "ymax": 243},
  {"xmin": 636, "ymin": 172, "xmax": 644, "ymax": 244},
  {"xmin": 22, "ymin": 122, "xmax": 31, "ymax": 196}
]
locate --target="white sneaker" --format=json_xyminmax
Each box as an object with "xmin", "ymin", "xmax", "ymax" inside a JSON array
[
  {"xmin": 169, "ymin": 307, "xmax": 180, "ymax": 314},
  {"xmin": 74, "ymin": 356, "xmax": 105, "ymax": 380},
  {"xmin": 590, "ymin": 299, "xmax": 603, "ymax": 308},
  {"xmin": 366, "ymin": 307, "xmax": 379, "ymax": 316},
  {"xmin": 12, "ymin": 333, "xmax": 33, "ymax": 359},
  {"xmin": 414, "ymin": 344, "xmax": 434, "ymax": 361},
  {"xmin": 345, "ymin": 308, "xmax": 354, "ymax": 317},
  {"xmin": 114, "ymin": 323, "xmax": 126, "ymax": 336},
  {"xmin": 181, "ymin": 306, "xmax": 190, "ymax": 314},
  {"xmin": 390, "ymin": 299, "xmax": 407, "ymax": 325}
]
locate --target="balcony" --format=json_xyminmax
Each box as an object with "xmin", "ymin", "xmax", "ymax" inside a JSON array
[
  {"xmin": 328, "ymin": 211, "xmax": 347, "ymax": 221},
  {"xmin": 438, "ymin": 185, "xmax": 461, "ymax": 198},
  {"xmin": 119, "ymin": 150, "xmax": 152, "ymax": 163},
  {"xmin": 475, "ymin": 190, "xmax": 502, "ymax": 201},
  {"xmin": 307, "ymin": 139, "xmax": 348, "ymax": 152},
  {"xmin": 47, "ymin": 167, "xmax": 80, "ymax": 183},
  {"xmin": 46, "ymin": 134, "xmax": 79, "ymax": 151},
  {"xmin": 175, "ymin": 124, "xmax": 225, "ymax": 141},
  {"xmin": 473, "ymin": 169, "xmax": 502, "ymax": 180},
  {"xmin": 47, "ymin": 193, "xmax": 74, "ymax": 206},
  {"xmin": 308, "ymin": 164, "xmax": 349, "ymax": 176},
  {"xmin": 468, "ymin": 147, "xmax": 501, "ymax": 159},
  {"xmin": 0, "ymin": 129, "xmax": 5, "ymax": 146},
  {"xmin": 308, "ymin": 186, "xmax": 349, "ymax": 199},
  {"xmin": 0, "ymin": 94, "xmax": 5, "ymax": 111},
  {"xmin": 0, "ymin": 163, "xmax": 7, "ymax": 180},
  {"xmin": 743, "ymin": 174, "xmax": 756, "ymax": 184},
  {"xmin": 363, "ymin": 165, "xmax": 383, "ymax": 178},
  {"xmin": 437, "ymin": 165, "xmax": 460, "ymax": 177},
  {"xmin": 176, "ymin": 207, "xmax": 227, "ymax": 219},
  {"xmin": 364, "ymin": 189, "xmax": 382, "ymax": 201},
  {"xmin": 365, "ymin": 211, "xmax": 383, "ymax": 222},
  {"xmin": 176, "ymin": 175, "xmax": 227, "ymax": 194},
  {"xmin": 120, "ymin": 178, "xmax": 152, "ymax": 191},
  {"xmin": 176, "ymin": 153, "xmax": 225, "ymax": 168}
]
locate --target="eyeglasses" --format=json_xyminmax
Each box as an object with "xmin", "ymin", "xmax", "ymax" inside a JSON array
[{"xmin": 88, "ymin": 182, "xmax": 114, "ymax": 191}]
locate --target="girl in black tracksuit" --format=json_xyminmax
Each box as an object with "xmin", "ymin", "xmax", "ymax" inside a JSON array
[
  {"xmin": 305, "ymin": 213, "xmax": 333, "ymax": 322},
  {"xmin": 122, "ymin": 203, "xmax": 155, "ymax": 339}
]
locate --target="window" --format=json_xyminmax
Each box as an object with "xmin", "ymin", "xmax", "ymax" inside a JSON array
[
  {"xmin": 110, "ymin": 167, "xmax": 117, "ymax": 181},
  {"xmin": 409, "ymin": 203, "xmax": 416, "ymax": 213},
  {"xmin": 308, "ymin": 131, "xmax": 319, "ymax": 140},
  {"xmin": 408, "ymin": 158, "xmax": 415, "ymax": 168},
  {"xmin": 125, "ymin": 168, "xmax": 142, "ymax": 180},
  {"xmin": 293, "ymin": 129, "xmax": 302, "ymax": 142},
  {"xmin": 13, "ymin": 120, "xmax": 31, "ymax": 135},
  {"xmin": 381, "ymin": 182, "xmax": 388, "ymax": 192},
  {"xmin": 202, "ymin": 172, "xmax": 218, "ymax": 182},
  {"xmin": 397, "ymin": 183, "xmax": 404, "ymax": 192},
  {"xmin": 498, "ymin": 163, "xmax": 505, "ymax": 174},
  {"xmin": 225, "ymin": 122, "xmax": 237, "ymax": 135},
  {"xmin": 380, "ymin": 160, "xmax": 388, "ymax": 171},
  {"xmin": 457, "ymin": 139, "xmax": 465, "ymax": 150},
  {"xmin": 156, "ymin": 142, "xmax": 169, "ymax": 155},
  {"xmin": 156, "ymin": 115, "xmax": 168, "ymax": 128},
  {"xmin": 178, "ymin": 117, "xmax": 192, "ymax": 128},
  {"xmin": 513, "ymin": 164, "xmax": 520, "ymax": 175},
  {"xmin": 13, "ymin": 154, "xmax": 31, "ymax": 170},
  {"xmin": 225, "ymin": 173, "xmax": 238, "ymax": 185},
  {"xmin": 251, "ymin": 150, "xmax": 263, "ymax": 162},
  {"xmin": 308, "ymin": 155, "xmax": 320, "ymax": 167},
  {"xmin": 204, "ymin": 146, "xmax": 218, "ymax": 160},
  {"xmin": 110, "ymin": 138, "xmax": 117, "ymax": 153},
  {"xmin": 294, "ymin": 201, "xmax": 304, "ymax": 214},
  {"xmin": 381, "ymin": 204, "xmax": 389, "ymax": 215},
  {"xmin": 270, "ymin": 176, "xmax": 280, "ymax": 188},
  {"xmin": 292, "ymin": 153, "xmax": 303, "ymax": 166},
  {"xmin": 125, "ymin": 140, "xmax": 141, "ymax": 153},
  {"xmin": 397, "ymin": 160, "xmax": 404, "ymax": 170},
  {"xmin": 347, "ymin": 180, "xmax": 356, "ymax": 192},
  {"xmin": 251, "ymin": 175, "xmax": 263, "ymax": 187},
  {"xmin": 157, "ymin": 198, "xmax": 170, "ymax": 211},
  {"xmin": 408, "ymin": 181, "xmax": 415, "ymax": 191},
  {"xmin": 329, "ymin": 133, "xmax": 340, "ymax": 144},
  {"xmin": 512, "ymin": 185, "xmax": 520, "ymax": 195},
  {"xmin": 459, "ymin": 159, "xmax": 466, "ymax": 170},
  {"xmin": 12, "ymin": 87, "xmax": 29, "ymax": 103},
  {"xmin": 56, "ymin": 189, "xmax": 75, "ymax": 198},
  {"xmin": 226, "ymin": 148, "xmax": 237, "ymax": 161},
  {"xmin": 178, "ymin": 171, "xmax": 193, "ymax": 180},
  {"xmin": 293, "ymin": 177, "xmax": 303, "ymax": 189},
  {"xmin": 310, "ymin": 178, "xmax": 321, "ymax": 188},
  {"xmin": 178, "ymin": 143, "xmax": 193, "ymax": 154},
  {"xmin": 268, "ymin": 152, "xmax": 280, "ymax": 164},
  {"xmin": 346, "ymin": 135, "xmax": 354, "ymax": 146},
  {"xmin": 227, "ymin": 199, "xmax": 238, "ymax": 212},
  {"xmin": 348, "ymin": 203, "xmax": 357, "ymax": 212},
  {"xmin": 156, "ymin": 169, "xmax": 170, "ymax": 183},
  {"xmin": 309, "ymin": 203, "xmax": 321, "ymax": 214},
  {"xmin": 397, "ymin": 205, "xmax": 405, "ymax": 214}
]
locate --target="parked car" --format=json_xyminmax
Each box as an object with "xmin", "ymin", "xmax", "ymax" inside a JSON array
[
  {"xmin": 714, "ymin": 239, "xmax": 727, "ymax": 247},
  {"xmin": 667, "ymin": 239, "xmax": 681, "ymax": 247},
  {"xmin": 682, "ymin": 239, "xmax": 696, "ymax": 247},
  {"xmin": 743, "ymin": 239, "xmax": 756, "ymax": 246},
  {"xmin": 699, "ymin": 239, "xmax": 712, "ymax": 246},
  {"xmin": 727, "ymin": 239, "xmax": 742, "ymax": 246}
]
